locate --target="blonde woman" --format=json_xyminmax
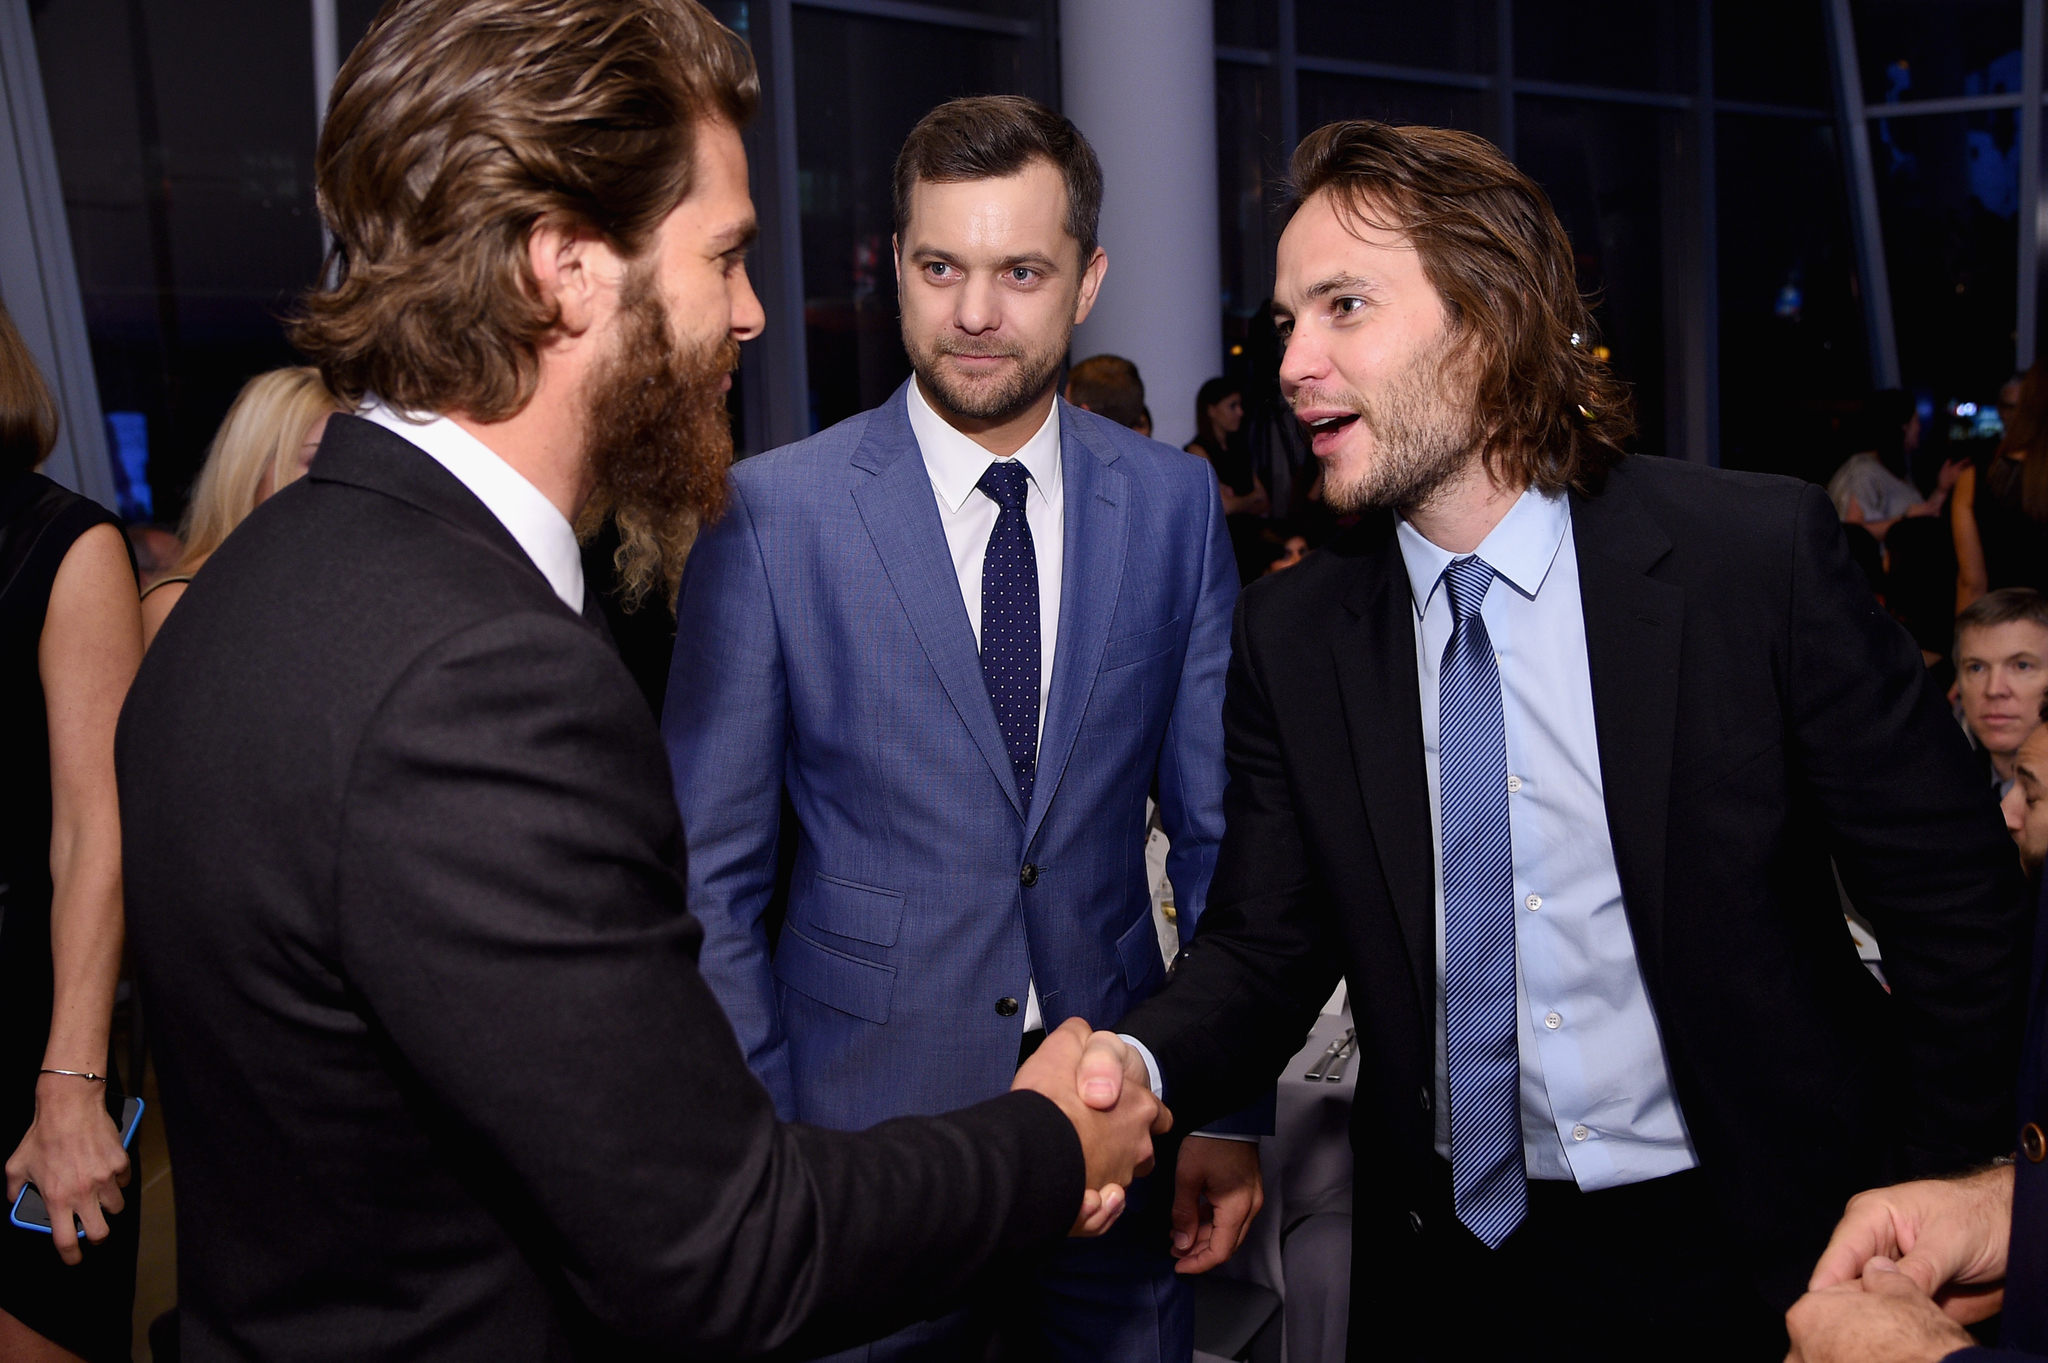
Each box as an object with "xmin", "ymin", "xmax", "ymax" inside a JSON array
[{"xmin": 141, "ymin": 368, "xmax": 341, "ymax": 647}]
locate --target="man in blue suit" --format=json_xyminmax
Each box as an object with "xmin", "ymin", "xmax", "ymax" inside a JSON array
[{"xmin": 664, "ymin": 96, "xmax": 1260, "ymax": 1361}]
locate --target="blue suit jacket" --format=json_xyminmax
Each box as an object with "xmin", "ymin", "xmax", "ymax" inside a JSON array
[{"xmin": 664, "ymin": 384, "xmax": 1238, "ymax": 1129}]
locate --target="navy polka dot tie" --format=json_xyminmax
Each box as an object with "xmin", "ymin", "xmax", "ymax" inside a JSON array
[{"xmin": 977, "ymin": 460, "xmax": 1039, "ymax": 805}]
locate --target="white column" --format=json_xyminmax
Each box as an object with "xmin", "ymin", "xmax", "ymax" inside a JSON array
[{"xmin": 1062, "ymin": 0, "xmax": 1220, "ymax": 451}]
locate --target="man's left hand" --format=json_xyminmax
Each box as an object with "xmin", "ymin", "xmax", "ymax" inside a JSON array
[
  {"xmin": 1785, "ymin": 1257, "xmax": 1977, "ymax": 1363},
  {"xmin": 1170, "ymin": 1135, "xmax": 1263, "ymax": 1274}
]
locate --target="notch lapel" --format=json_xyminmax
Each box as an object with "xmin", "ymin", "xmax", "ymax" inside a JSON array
[
  {"xmin": 1025, "ymin": 410, "xmax": 1129, "ymax": 846},
  {"xmin": 1332, "ymin": 516, "xmax": 1437, "ymax": 1015},
  {"xmin": 1571, "ymin": 478, "xmax": 1683, "ymax": 972},
  {"xmin": 849, "ymin": 390, "xmax": 1025, "ymax": 818}
]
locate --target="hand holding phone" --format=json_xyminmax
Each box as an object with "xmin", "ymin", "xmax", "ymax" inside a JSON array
[{"xmin": 8, "ymin": 1096, "xmax": 143, "ymax": 1251}]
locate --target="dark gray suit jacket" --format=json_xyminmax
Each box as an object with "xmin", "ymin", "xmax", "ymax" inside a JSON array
[{"xmin": 118, "ymin": 415, "xmax": 1082, "ymax": 1362}]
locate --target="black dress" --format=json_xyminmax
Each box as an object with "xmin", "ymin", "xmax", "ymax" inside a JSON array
[
  {"xmin": 1974, "ymin": 453, "xmax": 2048, "ymax": 595},
  {"xmin": 1189, "ymin": 432, "xmax": 1272, "ymax": 584},
  {"xmin": 0, "ymin": 471, "xmax": 138, "ymax": 1363}
]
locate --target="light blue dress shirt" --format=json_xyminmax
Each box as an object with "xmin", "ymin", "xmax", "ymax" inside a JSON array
[{"xmin": 1399, "ymin": 487, "xmax": 1696, "ymax": 1189}]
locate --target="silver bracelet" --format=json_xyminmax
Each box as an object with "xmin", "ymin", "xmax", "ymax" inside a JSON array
[{"xmin": 39, "ymin": 1068, "xmax": 107, "ymax": 1083}]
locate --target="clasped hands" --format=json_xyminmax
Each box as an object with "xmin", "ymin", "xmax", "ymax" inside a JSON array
[{"xmin": 1785, "ymin": 1164, "xmax": 2012, "ymax": 1363}]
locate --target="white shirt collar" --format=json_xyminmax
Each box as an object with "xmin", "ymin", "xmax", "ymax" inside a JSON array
[
  {"xmin": 906, "ymin": 378, "xmax": 1064, "ymax": 514},
  {"xmin": 1395, "ymin": 485, "xmax": 1571, "ymax": 617},
  {"xmin": 358, "ymin": 398, "xmax": 585, "ymax": 612}
]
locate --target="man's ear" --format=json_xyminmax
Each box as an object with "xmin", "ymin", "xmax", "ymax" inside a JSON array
[
  {"xmin": 1072, "ymin": 245, "xmax": 1109, "ymax": 327},
  {"xmin": 528, "ymin": 217, "xmax": 623, "ymax": 338}
]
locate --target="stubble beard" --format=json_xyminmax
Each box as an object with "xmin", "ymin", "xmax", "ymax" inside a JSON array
[
  {"xmin": 1313, "ymin": 331, "xmax": 1480, "ymax": 518},
  {"xmin": 905, "ymin": 318, "xmax": 1072, "ymax": 426}
]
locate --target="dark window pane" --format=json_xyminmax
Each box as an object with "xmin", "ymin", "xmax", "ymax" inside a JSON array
[
  {"xmin": 1216, "ymin": 61, "xmax": 1284, "ymax": 322},
  {"xmin": 1715, "ymin": 114, "xmax": 1869, "ymax": 481},
  {"xmin": 1853, "ymin": 0, "xmax": 2021, "ymax": 107},
  {"xmin": 33, "ymin": 0, "xmax": 322, "ymax": 525},
  {"xmin": 1871, "ymin": 110, "xmax": 2019, "ymax": 399},
  {"xmin": 1513, "ymin": 97, "xmax": 1675, "ymax": 455},
  {"xmin": 1297, "ymin": 72, "xmax": 1490, "ymax": 138},
  {"xmin": 1296, "ymin": 0, "xmax": 1493, "ymax": 74},
  {"xmin": 1514, "ymin": 0, "xmax": 1698, "ymax": 96},
  {"xmin": 1713, "ymin": 0, "xmax": 1831, "ymax": 110},
  {"xmin": 1215, "ymin": 0, "xmax": 1278, "ymax": 52},
  {"xmin": 792, "ymin": 8, "xmax": 1053, "ymax": 433}
]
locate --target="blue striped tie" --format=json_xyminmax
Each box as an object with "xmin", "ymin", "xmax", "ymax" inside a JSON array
[{"xmin": 1438, "ymin": 555, "xmax": 1526, "ymax": 1249}]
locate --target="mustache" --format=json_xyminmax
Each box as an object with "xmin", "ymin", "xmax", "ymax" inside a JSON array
[{"xmin": 933, "ymin": 340, "xmax": 1024, "ymax": 361}]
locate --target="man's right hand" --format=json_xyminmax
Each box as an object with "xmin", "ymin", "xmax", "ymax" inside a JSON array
[
  {"xmin": 1807, "ymin": 1164, "xmax": 2014, "ymax": 1322},
  {"xmin": 1014, "ymin": 1019, "xmax": 1172, "ymax": 1236}
]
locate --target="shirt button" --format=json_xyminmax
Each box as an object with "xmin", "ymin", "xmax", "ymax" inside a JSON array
[
  {"xmin": 1419, "ymin": 1086, "xmax": 1432, "ymax": 1112},
  {"xmin": 1408, "ymin": 1210, "xmax": 1424, "ymax": 1234},
  {"xmin": 1572, "ymin": 1124, "xmax": 1590, "ymax": 1141},
  {"xmin": 995, "ymin": 997, "xmax": 1019, "ymax": 1017},
  {"xmin": 1019, "ymin": 864, "xmax": 1039, "ymax": 887},
  {"xmin": 1544, "ymin": 1011, "xmax": 1561, "ymax": 1030},
  {"xmin": 1506, "ymin": 774, "xmax": 1522, "ymax": 793},
  {"xmin": 1525, "ymin": 894, "xmax": 1542, "ymax": 911}
]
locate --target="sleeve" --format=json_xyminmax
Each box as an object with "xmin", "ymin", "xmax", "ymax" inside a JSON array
[
  {"xmin": 1154, "ymin": 466, "xmax": 1234, "ymax": 940},
  {"xmin": 1785, "ymin": 482, "xmax": 2032, "ymax": 1172},
  {"xmin": 335, "ymin": 614, "xmax": 1083, "ymax": 1356},
  {"xmin": 661, "ymin": 479, "xmax": 799, "ymax": 1119},
  {"xmin": 1118, "ymin": 593, "xmax": 1347, "ymax": 1131}
]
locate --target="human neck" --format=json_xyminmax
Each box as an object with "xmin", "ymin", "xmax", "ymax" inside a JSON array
[
  {"xmin": 449, "ymin": 362, "xmax": 593, "ymax": 523},
  {"xmin": 917, "ymin": 373, "xmax": 1056, "ymax": 458},
  {"xmin": 1400, "ymin": 453, "xmax": 1527, "ymax": 555}
]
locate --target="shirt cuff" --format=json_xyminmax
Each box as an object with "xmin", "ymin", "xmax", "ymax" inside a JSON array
[
  {"xmin": 1117, "ymin": 1034, "xmax": 1165, "ymax": 1100},
  {"xmin": 1188, "ymin": 1131, "xmax": 1261, "ymax": 1142}
]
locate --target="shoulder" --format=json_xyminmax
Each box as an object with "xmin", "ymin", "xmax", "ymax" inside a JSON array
[
  {"xmin": 730, "ymin": 408, "xmax": 879, "ymax": 498},
  {"xmin": 1066, "ymin": 406, "xmax": 1217, "ymax": 500},
  {"xmin": 1237, "ymin": 514, "xmax": 1392, "ymax": 636},
  {"xmin": 1596, "ymin": 453, "xmax": 1815, "ymax": 533}
]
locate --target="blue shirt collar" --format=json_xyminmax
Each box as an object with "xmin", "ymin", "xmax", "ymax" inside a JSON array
[{"xmin": 1395, "ymin": 485, "xmax": 1572, "ymax": 618}]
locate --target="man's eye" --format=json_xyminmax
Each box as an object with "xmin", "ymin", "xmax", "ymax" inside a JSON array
[
  {"xmin": 1334, "ymin": 296, "xmax": 1365, "ymax": 316},
  {"xmin": 927, "ymin": 263, "xmax": 954, "ymax": 279},
  {"xmin": 1009, "ymin": 268, "xmax": 1036, "ymax": 283}
]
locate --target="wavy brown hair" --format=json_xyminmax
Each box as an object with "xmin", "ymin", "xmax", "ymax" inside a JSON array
[
  {"xmin": 291, "ymin": 0, "xmax": 756, "ymax": 421},
  {"xmin": 1290, "ymin": 120, "xmax": 1633, "ymax": 494}
]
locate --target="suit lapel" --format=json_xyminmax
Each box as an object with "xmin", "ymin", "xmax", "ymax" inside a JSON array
[
  {"xmin": 1571, "ymin": 477, "xmax": 1683, "ymax": 972},
  {"xmin": 1025, "ymin": 409, "xmax": 1129, "ymax": 846},
  {"xmin": 1331, "ymin": 517, "xmax": 1437, "ymax": 1014},
  {"xmin": 849, "ymin": 388, "xmax": 1026, "ymax": 818}
]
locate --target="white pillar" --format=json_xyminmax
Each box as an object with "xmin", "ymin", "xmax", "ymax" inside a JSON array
[{"xmin": 1062, "ymin": 0, "xmax": 1220, "ymax": 451}]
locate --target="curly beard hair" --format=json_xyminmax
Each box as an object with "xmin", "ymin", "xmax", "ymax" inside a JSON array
[{"xmin": 575, "ymin": 271, "xmax": 738, "ymax": 612}]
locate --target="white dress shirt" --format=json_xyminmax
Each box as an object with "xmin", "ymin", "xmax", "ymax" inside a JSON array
[
  {"xmin": 906, "ymin": 379, "xmax": 1064, "ymax": 1031},
  {"xmin": 359, "ymin": 398, "xmax": 585, "ymax": 613},
  {"xmin": 1399, "ymin": 487, "xmax": 1696, "ymax": 1189}
]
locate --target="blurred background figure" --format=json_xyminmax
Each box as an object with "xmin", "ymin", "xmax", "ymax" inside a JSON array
[
  {"xmin": 139, "ymin": 368, "xmax": 341, "ymax": 648},
  {"xmin": 0, "ymin": 302, "xmax": 143, "ymax": 1363},
  {"xmin": 2000, "ymin": 696, "xmax": 2048, "ymax": 876},
  {"xmin": 1956, "ymin": 362, "xmax": 2048, "ymax": 610},
  {"xmin": 1828, "ymin": 389, "xmax": 1962, "ymax": 541},
  {"xmin": 1065, "ymin": 353, "xmax": 1146, "ymax": 430},
  {"xmin": 1186, "ymin": 375, "xmax": 1271, "ymax": 583},
  {"xmin": 1954, "ymin": 587, "xmax": 2048, "ymax": 797}
]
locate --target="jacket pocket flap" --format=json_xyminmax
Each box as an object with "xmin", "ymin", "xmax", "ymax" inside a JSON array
[
  {"xmin": 1099, "ymin": 617, "xmax": 1181, "ymax": 673},
  {"xmin": 1115, "ymin": 906, "xmax": 1166, "ymax": 994},
  {"xmin": 775, "ymin": 925, "xmax": 896, "ymax": 1024},
  {"xmin": 808, "ymin": 873, "xmax": 906, "ymax": 946}
]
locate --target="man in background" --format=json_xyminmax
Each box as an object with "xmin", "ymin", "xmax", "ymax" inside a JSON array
[
  {"xmin": 1066, "ymin": 353, "xmax": 1147, "ymax": 431},
  {"xmin": 1957, "ymin": 588, "xmax": 2048, "ymax": 797}
]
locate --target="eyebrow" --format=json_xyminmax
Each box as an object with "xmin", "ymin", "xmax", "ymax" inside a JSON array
[
  {"xmin": 710, "ymin": 218, "xmax": 759, "ymax": 253},
  {"xmin": 906, "ymin": 245, "xmax": 1064, "ymax": 272},
  {"xmin": 1303, "ymin": 272, "xmax": 1376, "ymax": 301}
]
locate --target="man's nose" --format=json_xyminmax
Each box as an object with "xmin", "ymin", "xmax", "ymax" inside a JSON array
[{"xmin": 955, "ymin": 275, "xmax": 1001, "ymax": 334}]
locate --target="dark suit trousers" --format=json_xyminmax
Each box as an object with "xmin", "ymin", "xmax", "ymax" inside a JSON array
[{"xmin": 1402, "ymin": 1159, "xmax": 1785, "ymax": 1363}]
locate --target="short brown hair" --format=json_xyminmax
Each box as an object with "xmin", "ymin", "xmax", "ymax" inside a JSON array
[
  {"xmin": 1066, "ymin": 354, "xmax": 1144, "ymax": 429},
  {"xmin": 0, "ymin": 300, "xmax": 59, "ymax": 477},
  {"xmin": 292, "ymin": 0, "xmax": 756, "ymax": 421},
  {"xmin": 1958, "ymin": 587, "xmax": 2048, "ymax": 653},
  {"xmin": 1290, "ymin": 120, "xmax": 1633, "ymax": 494},
  {"xmin": 894, "ymin": 96, "xmax": 1103, "ymax": 258}
]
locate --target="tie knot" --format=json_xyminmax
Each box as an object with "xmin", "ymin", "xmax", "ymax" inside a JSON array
[
  {"xmin": 1442, "ymin": 556, "xmax": 1495, "ymax": 622},
  {"xmin": 978, "ymin": 459, "xmax": 1032, "ymax": 513}
]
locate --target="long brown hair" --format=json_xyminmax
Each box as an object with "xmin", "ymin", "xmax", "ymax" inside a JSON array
[
  {"xmin": 1289, "ymin": 120, "xmax": 1634, "ymax": 494},
  {"xmin": 0, "ymin": 299, "xmax": 58, "ymax": 476},
  {"xmin": 1998, "ymin": 362, "xmax": 2048, "ymax": 522},
  {"xmin": 291, "ymin": 0, "xmax": 756, "ymax": 422}
]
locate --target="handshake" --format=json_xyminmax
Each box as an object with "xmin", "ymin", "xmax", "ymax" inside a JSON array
[{"xmin": 1011, "ymin": 1018, "xmax": 1171, "ymax": 1236}]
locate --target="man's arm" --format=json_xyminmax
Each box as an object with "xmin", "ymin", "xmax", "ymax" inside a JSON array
[
  {"xmin": 337, "ymin": 614, "xmax": 1156, "ymax": 1356},
  {"xmin": 663, "ymin": 480, "xmax": 798, "ymax": 1119},
  {"xmin": 1784, "ymin": 483, "xmax": 2030, "ymax": 1170}
]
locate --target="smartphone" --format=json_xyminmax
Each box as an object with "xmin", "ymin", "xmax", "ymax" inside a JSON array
[{"xmin": 8, "ymin": 1096, "xmax": 143, "ymax": 1236}]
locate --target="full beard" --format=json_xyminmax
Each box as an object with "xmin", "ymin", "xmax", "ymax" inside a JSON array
[
  {"xmin": 578, "ymin": 274, "xmax": 737, "ymax": 612},
  {"xmin": 905, "ymin": 322, "xmax": 1070, "ymax": 425},
  {"xmin": 1310, "ymin": 333, "xmax": 1478, "ymax": 517}
]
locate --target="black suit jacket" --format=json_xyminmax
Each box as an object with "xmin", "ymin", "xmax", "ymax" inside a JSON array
[
  {"xmin": 118, "ymin": 416, "xmax": 1083, "ymax": 1362},
  {"xmin": 1119, "ymin": 454, "xmax": 2028, "ymax": 1323}
]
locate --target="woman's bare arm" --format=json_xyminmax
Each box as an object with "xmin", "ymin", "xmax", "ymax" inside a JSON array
[{"xmin": 1952, "ymin": 466, "xmax": 1988, "ymax": 613}]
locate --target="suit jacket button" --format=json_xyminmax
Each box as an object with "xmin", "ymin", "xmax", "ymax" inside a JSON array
[
  {"xmin": 2024, "ymin": 1122, "xmax": 2047, "ymax": 1163},
  {"xmin": 1020, "ymin": 864, "xmax": 1040, "ymax": 887},
  {"xmin": 1408, "ymin": 1210, "xmax": 1424, "ymax": 1234},
  {"xmin": 1419, "ymin": 1087, "xmax": 1432, "ymax": 1113},
  {"xmin": 996, "ymin": 997, "xmax": 1020, "ymax": 1017}
]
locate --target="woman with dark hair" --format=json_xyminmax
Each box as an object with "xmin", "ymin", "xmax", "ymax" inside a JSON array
[
  {"xmin": 1828, "ymin": 389, "xmax": 1962, "ymax": 541},
  {"xmin": 1186, "ymin": 376, "xmax": 1270, "ymax": 581},
  {"xmin": 1956, "ymin": 362, "xmax": 2048, "ymax": 609},
  {"xmin": 0, "ymin": 302, "xmax": 142, "ymax": 1363}
]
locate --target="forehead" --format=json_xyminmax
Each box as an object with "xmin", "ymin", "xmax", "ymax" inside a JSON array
[
  {"xmin": 1275, "ymin": 190, "xmax": 1424, "ymax": 299},
  {"xmin": 904, "ymin": 160, "xmax": 1071, "ymax": 250},
  {"xmin": 1960, "ymin": 618, "xmax": 2048, "ymax": 659}
]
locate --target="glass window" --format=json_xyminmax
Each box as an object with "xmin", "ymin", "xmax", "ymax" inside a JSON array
[
  {"xmin": 1853, "ymin": 0, "xmax": 2021, "ymax": 108},
  {"xmin": 1715, "ymin": 114, "xmax": 1869, "ymax": 481},
  {"xmin": 1214, "ymin": 0, "xmax": 1279, "ymax": 53},
  {"xmin": 1295, "ymin": 1, "xmax": 1494, "ymax": 74},
  {"xmin": 1514, "ymin": 0, "xmax": 1699, "ymax": 96},
  {"xmin": 1216, "ymin": 61, "xmax": 1284, "ymax": 324},
  {"xmin": 1513, "ymin": 97, "xmax": 1676, "ymax": 454},
  {"xmin": 791, "ymin": 7, "xmax": 1055, "ymax": 433},
  {"xmin": 1713, "ymin": 0, "xmax": 1831, "ymax": 110},
  {"xmin": 1296, "ymin": 72, "xmax": 1490, "ymax": 139}
]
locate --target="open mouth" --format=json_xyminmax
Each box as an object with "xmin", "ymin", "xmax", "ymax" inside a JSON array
[{"xmin": 1302, "ymin": 413, "xmax": 1360, "ymax": 436}]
